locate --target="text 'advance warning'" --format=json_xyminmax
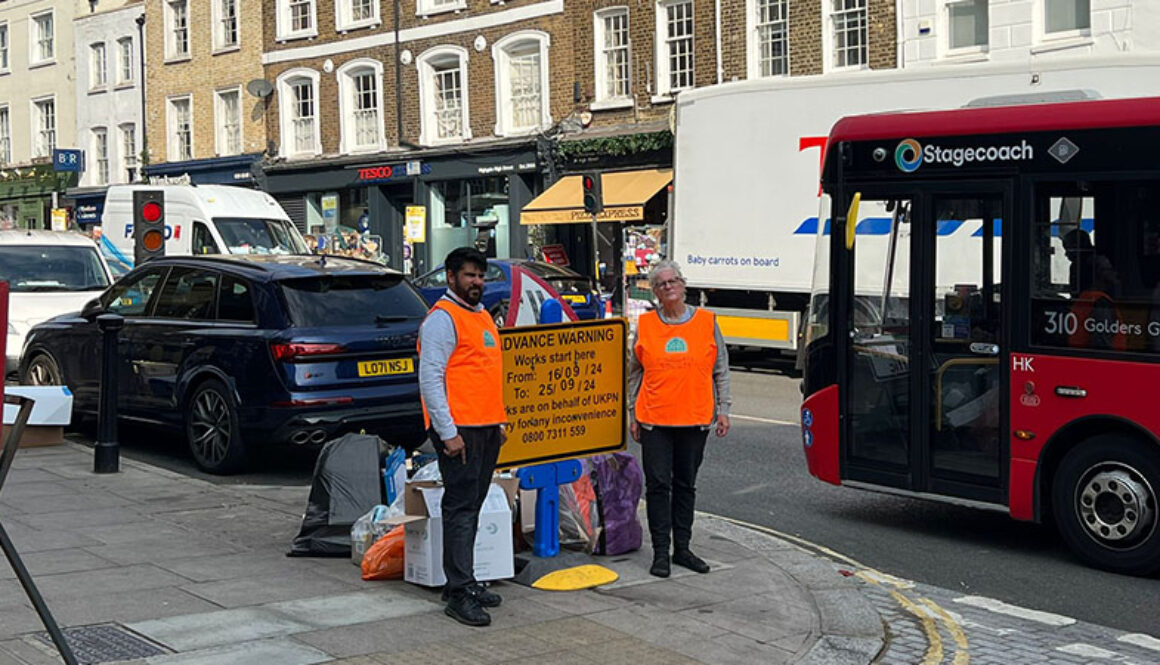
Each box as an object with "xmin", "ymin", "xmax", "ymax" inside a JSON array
[{"xmin": 497, "ymin": 320, "xmax": 626, "ymax": 469}]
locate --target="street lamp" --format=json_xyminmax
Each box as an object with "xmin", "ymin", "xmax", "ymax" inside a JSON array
[{"xmin": 135, "ymin": 13, "xmax": 146, "ymax": 182}]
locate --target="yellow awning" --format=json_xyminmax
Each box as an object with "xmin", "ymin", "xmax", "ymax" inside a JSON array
[{"xmin": 520, "ymin": 168, "xmax": 672, "ymax": 225}]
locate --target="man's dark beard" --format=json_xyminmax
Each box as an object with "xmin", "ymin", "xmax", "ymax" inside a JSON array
[{"xmin": 452, "ymin": 283, "xmax": 482, "ymax": 306}]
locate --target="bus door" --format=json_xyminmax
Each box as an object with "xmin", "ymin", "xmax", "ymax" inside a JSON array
[
  {"xmin": 844, "ymin": 192, "xmax": 917, "ymax": 486},
  {"xmin": 922, "ymin": 191, "xmax": 1007, "ymax": 501},
  {"xmin": 843, "ymin": 187, "xmax": 1008, "ymax": 502}
]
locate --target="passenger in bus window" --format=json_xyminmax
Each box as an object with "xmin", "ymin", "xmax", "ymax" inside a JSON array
[
  {"xmin": 1063, "ymin": 229, "xmax": 1098, "ymax": 293},
  {"xmin": 1067, "ymin": 247, "xmax": 1126, "ymax": 351}
]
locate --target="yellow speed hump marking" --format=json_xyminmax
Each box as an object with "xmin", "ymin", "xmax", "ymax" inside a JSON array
[
  {"xmin": 497, "ymin": 319, "xmax": 627, "ymax": 470},
  {"xmin": 531, "ymin": 564, "xmax": 619, "ymax": 591}
]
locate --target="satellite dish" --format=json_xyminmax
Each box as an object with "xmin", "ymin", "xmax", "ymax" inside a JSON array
[{"xmin": 246, "ymin": 79, "xmax": 274, "ymax": 99}]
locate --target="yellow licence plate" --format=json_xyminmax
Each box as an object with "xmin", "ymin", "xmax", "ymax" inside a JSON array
[
  {"xmin": 562, "ymin": 294, "xmax": 587, "ymax": 304},
  {"xmin": 357, "ymin": 358, "xmax": 415, "ymax": 377}
]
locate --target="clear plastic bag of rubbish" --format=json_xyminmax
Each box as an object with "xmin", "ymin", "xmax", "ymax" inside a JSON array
[
  {"xmin": 381, "ymin": 492, "xmax": 405, "ymax": 519},
  {"xmin": 350, "ymin": 504, "xmax": 396, "ymax": 565},
  {"xmin": 557, "ymin": 461, "xmax": 602, "ymax": 552},
  {"xmin": 410, "ymin": 458, "xmax": 442, "ymax": 483}
]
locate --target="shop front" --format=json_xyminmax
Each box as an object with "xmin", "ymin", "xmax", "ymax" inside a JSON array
[
  {"xmin": 142, "ymin": 154, "xmax": 263, "ymax": 188},
  {"xmin": 256, "ymin": 142, "xmax": 539, "ymax": 275},
  {"xmin": 61, "ymin": 154, "xmax": 263, "ymax": 231},
  {"xmin": 65, "ymin": 187, "xmax": 107, "ymax": 231},
  {"xmin": 521, "ymin": 168, "xmax": 672, "ymax": 317},
  {"xmin": 0, "ymin": 165, "xmax": 78, "ymax": 231}
]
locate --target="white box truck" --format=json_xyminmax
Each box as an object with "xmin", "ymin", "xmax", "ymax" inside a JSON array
[
  {"xmin": 101, "ymin": 184, "xmax": 308, "ymax": 269},
  {"xmin": 671, "ymin": 55, "xmax": 1160, "ymax": 359}
]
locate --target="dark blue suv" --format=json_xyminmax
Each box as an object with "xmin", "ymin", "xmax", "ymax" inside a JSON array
[{"xmin": 20, "ymin": 255, "xmax": 428, "ymax": 474}]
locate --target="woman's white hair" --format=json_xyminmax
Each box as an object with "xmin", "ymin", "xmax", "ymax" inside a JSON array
[{"xmin": 648, "ymin": 259, "xmax": 685, "ymax": 289}]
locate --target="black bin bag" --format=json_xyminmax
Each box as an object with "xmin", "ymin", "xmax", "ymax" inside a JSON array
[{"xmin": 289, "ymin": 433, "xmax": 385, "ymax": 557}]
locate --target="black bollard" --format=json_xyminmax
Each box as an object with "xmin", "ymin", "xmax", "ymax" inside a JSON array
[{"xmin": 94, "ymin": 314, "xmax": 124, "ymax": 474}]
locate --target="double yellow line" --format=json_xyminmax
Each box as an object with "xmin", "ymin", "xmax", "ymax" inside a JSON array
[
  {"xmin": 712, "ymin": 514, "xmax": 970, "ymax": 665},
  {"xmin": 856, "ymin": 571, "xmax": 969, "ymax": 665}
]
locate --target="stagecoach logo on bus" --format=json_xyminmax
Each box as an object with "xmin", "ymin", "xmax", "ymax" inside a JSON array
[{"xmin": 892, "ymin": 138, "xmax": 1035, "ymax": 173}]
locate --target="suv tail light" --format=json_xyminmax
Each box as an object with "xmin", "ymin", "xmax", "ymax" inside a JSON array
[{"xmin": 270, "ymin": 342, "xmax": 346, "ymax": 362}]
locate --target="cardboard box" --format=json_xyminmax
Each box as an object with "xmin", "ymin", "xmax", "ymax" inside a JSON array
[
  {"xmin": 403, "ymin": 481, "xmax": 515, "ymax": 587},
  {"xmin": 0, "ymin": 425, "xmax": 64, "ymax": 448},
  {"xmin": 2, "ymin": 386, "xmax": 72, "ymax": 448}
]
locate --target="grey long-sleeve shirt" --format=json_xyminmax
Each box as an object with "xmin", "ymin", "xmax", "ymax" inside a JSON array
[
  {"xmin": 626, "ymin": 305, "xmax": 732, "ymax": 428},
  {"xmin": 417, "ymin": 290, "xmax": 484, "ymax": 441}
]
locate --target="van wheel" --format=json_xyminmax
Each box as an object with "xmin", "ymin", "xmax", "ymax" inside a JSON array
[
  {"xmin": 1052, "ymin": 434, "xmax": 1160, "ymax": 575},
  {"xmin": 23, "ymin": 353, "xmax": 63, "ymax": 386},
  {"xmin": 185, "ymin": 379, "xmax": 249, "ymax": 474}
]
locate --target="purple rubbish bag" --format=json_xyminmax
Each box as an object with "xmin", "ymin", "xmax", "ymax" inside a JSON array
[{"xmin": 590, "ymin": 452, "xmax": 643, "ymax": 555}]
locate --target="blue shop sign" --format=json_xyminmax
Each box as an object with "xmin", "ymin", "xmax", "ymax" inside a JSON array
[
  {"xmin": 53, "ymin": 149, "xmax": 84, "ymax": 173},
  {"xmin": 75, "ymin": 202, "xmax": 103, "ymax": 224}
]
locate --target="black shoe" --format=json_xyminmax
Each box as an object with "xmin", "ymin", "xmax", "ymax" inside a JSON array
[
  {"xmin": 445, "ymin": 592, "xmax": 491, "ymax": 627},
  {"xmin": 650, "ymin": 554, "xmax": 670, "ymax": 578},
  {"xmin": 468, "ymin": 582, "xmax": 502, "ymax": 608},
  {"xmin": 442, "ymin": 583, "xmax": 502, "ymax": 608},
  {"xmin": 673, "ymin": 549, "xmax": 710, "ymax": 574}
]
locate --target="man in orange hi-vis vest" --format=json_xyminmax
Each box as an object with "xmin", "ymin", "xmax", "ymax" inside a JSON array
[
  {"xmin": 418, "ymin": 247, "xmax": 508, "ymax": 627},
  {"xmin": 628, "ymin": 259, "xmax": 732, "ymax": 579}
]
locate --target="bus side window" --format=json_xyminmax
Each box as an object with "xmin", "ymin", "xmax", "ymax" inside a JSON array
[
  {"xmin": 192, "ymin": 221, "xmax": 220, "ymax": 255},
  {"xmin": 1031, "ymin": 183, "xmax": 1160, "ymax": 353}
]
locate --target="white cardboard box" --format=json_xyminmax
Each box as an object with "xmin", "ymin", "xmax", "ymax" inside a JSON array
[
  {"xmin": 403, "ymin": 483, "xmax": 514, "ymax": 587},
  {"xmin": 3, "ymin": 386, "xmax": 73, "ymax": 425}
]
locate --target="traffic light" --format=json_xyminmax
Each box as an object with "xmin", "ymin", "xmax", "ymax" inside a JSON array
[
  {"xmin": 133, "ymin": 190, "xmax": 166, "ymax": 264},
  {"xmin": 582, "ymin": 172, "xmax": 603, "ymax": 215}
]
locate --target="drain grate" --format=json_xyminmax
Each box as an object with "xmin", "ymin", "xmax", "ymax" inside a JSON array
[{"xmin": 33, "ymin": 623, "xmax": 170, "ymax": 664}]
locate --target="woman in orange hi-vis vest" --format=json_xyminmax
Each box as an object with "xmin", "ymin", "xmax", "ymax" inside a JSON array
[{"xmin": 628, "ymin": 259, "xmax": 732, "ymax": 578}]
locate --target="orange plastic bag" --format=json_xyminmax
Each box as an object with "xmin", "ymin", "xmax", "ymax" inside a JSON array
[{"xmin": 360, "ymin": 525, "xmax": 405, "ymax": 581}]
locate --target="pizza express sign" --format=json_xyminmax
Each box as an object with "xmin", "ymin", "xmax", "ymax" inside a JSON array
[{"xmin": 355, "ymin": 162, "xmax": 432, "ymax": 183}]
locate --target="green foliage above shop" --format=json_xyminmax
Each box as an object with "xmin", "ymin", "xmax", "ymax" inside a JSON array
[
  {"xmin": 0, "ymin": 164, "xmax": 77, "ymax": 197},
  {"xmin": 557, "ymin": 130, "xmax": 673, "ymax": 159}
]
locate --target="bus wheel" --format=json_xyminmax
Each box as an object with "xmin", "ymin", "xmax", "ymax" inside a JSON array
[{"xmin": 1053, "ymin": 435, "xmax": 1160, "ymax": 576}]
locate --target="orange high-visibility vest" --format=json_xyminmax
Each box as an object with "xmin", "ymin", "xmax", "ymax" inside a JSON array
[
  {"xmin": 421, "ymin": 299, "xmax": 506, "ymax": 429},
  {"xmin": 634, "ymin": 308, "xmax": 717, "ymax": 426},
  {"xmin": 1068, "ymin": 289, "xmax": 1128, "ymax": 351}
]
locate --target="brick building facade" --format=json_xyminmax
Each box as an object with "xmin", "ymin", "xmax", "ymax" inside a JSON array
[
  {"xmin": 250, "ymin": 0, "xmax": 899, "ymax": 278},
  {"xmin": 142, "ymin": 0, "xmax": 268, "ymax": 185}
]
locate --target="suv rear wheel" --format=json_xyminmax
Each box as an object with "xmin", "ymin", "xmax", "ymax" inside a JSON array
[{"xmin": 185, "ymin": 379, "xmax": 249, "ymax": 474}]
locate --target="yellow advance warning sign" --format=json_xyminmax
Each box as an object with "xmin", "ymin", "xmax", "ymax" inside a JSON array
[{"xmin": 497, "ymin": 319, "xmax": 626, "ymax": 469}]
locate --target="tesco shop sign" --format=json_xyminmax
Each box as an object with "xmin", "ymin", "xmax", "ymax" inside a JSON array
[{"xmin": 355, "ymin": 162, "xmax": 430, "ymax": 183}]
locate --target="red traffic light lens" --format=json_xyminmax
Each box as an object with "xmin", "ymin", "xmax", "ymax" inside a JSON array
[
  {"xmin": 141, "ymin": 201, "xmax": 163, "ymax": 223},
  {"xmin": 142, "ymin": 229, "xmax": 164, "ymax": 252},
  {"xmin": 583, "ymin": 176, "xmax": 594, "ymax": 189}
]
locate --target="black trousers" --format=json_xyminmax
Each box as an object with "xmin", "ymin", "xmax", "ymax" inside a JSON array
[
  {"xmin": 640, "ymin": 425, "xmax": 708, "ymax": 554},
  {"xmin": 430, "ymin": 426, "xmax": 503, "ymax": 595}
]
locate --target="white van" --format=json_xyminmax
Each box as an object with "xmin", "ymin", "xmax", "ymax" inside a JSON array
[{"xmin": 102, "ymin": 184, "xmax": 308, "ymax": 268}]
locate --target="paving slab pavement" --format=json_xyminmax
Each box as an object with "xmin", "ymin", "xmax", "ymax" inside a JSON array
[{"xmin": 0, "ymin": 443, "xmax": 884, "ymax": 665}]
